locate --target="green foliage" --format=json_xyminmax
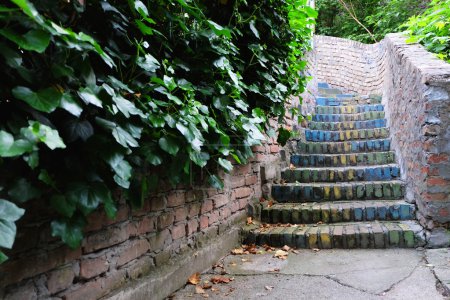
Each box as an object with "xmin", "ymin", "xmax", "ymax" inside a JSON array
[
  {"xmin": 403, "ymin": 0, "xmax": 450, "ymax": 62},
  {"xmin": 316, "ymin": 0, "xmax": 429, "ymax": 43},
  {"xmin": 0, "ymin": 0, "xmax": 315, "ymax": 260}
]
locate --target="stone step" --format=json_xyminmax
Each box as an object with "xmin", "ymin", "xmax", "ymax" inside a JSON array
[
  {"xmin": 316, "ymin": 95, "xmax": 382, "ymax": 106},
  {"xmin": 315, "ymin": 104, "xmax": 384, "ymax": 114},
  {"xmin": 305, "ymin": 128, "xmax": 389, "ymax": 142},
  {"xmin": 318, "ymin": 82, "xmax": 330, "ymax": 88},
  {"xmin": 296, "ymin": 139, "xmax": 391, "ymax": 154},
  {"xmin": 312, "ymin": 111, "xmax": 385, "ymax": 122},
  {"xmin": 318, "ymin": 87, "xmax": 343, "ymax": 95},
  {"xmin": 271, "ymin": 180, "xmax": 405, "ymax": 202},
  {"xmin": 290, "ymin": 152, "xmax": 396, "ymax": 167},
  {"xmin": 242, "ymin": 220, "xmax": 425, "ymax": 249},
  {"xmin": 281, "ymin": 164, "xmax": 400, "ymax": 183},
  {"xmin": 308, "ymin": 119, "xmax": 387, "ymax": 131},
  {"xmin": 261, "ymin": 200, "xmax": 415, "ymax": 224}
]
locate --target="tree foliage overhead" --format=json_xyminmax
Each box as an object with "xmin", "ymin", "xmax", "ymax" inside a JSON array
[{"xmin": 0, "ymin": 0, "xmax": 316, "ymax": 262}]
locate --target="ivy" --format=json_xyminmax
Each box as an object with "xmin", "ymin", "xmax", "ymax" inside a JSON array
[{"xmin": 0, "ymin": 0, "xmax": 315, "ymax": 261}]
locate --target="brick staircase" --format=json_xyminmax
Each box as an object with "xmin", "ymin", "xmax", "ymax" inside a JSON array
[{"xmin": 243, "ymin": 83, "xmax": 425, "ymax": 249}]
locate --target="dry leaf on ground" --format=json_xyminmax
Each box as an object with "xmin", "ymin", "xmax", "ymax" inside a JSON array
[
  {"xmin": 202, "ymin": 283, "xmax": 212, "ymax": 289},
  {"xmin": 246, "ymin": 216, "xmax": 253, "ymax": 225},
  {"xmin": 211, "ymin": 276, "xmax": 232, "ymax": 284},
  {"xmin": 265, "ymin": 285, "xmax": 274, "ymax": 291},
  {"xmin": 312, "ymin": 248, "xmax": 320, "ymax": 252},
  {"xmin": 231, "ymin": 248, "xmax": 244, "ymax": 255},
  {"xmin": 187, "ymin": 272, "xmax": 201, "ymax": 285},
  {"xmin": 281, "ymin": 245, "xmax": 291, "ymax": 251},
  {"xmin": 274, "ymin": 249, "xmax": 288, "ymax": 259},
  {"xmin": 195, "ymin": 286, "xmax": 205, "ymax": 294},
  {"xmin": 267, "ymin": 200, "xmax": 274, "ymax": 208}
]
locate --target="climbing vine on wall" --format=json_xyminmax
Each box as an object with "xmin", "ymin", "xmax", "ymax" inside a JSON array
[{"xmin": 0, "ymin": 0, "xmax": 316, "ymax": 262}]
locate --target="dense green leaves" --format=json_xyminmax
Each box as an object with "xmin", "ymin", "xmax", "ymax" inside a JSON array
[
  {"xmin": 0, "ymin": 0, "xmax": 314, "ymax": 260},
  {"xmin": 0, "ymin": 199, "xmax": 25, "ymax": 261}
]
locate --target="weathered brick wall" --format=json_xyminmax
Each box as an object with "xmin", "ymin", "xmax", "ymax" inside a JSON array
[
  {"xmin": 383, "ymin": 33, "xmax": 450, "ymax": 246},
  {"xmin": 0, "ymin": 141, "xmax": 282, "ymax": 299},
  {"xmin": 312, "ymin": 35, "xmax": 386, "ymax": 95},
  {"xmin": 304, "ymin": 33, "xmax": 450, "ymax": 246}
]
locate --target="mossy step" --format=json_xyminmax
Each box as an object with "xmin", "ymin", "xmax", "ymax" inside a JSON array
[
  {"xmin": 261, "ymin": 200, "xmax": 415, "ymax": 224},
  {"xmin": 315, "ymin": 104, "xmax": 384, "ymax": 114},
  {"xmin": 242, "ymin": 220, "xmax": 425, "ymax": 249},
  {"xmin": 290, "ymin": 152, "xmax": 396, "ymax": 167},
  {"xmin": 271, "ymin": 180, "xmax": 405, "ymax": 202},
  {"xmin": 296, "ymin": 139, "xmax": 391, "ymax": 154},
  {"xmin": 305, "ymin": 128, "xmax": 389, "ymax": 142},
  {"xmin": 312, "ymin": 111, "xmax": 385, "ymax": 122},
  {"xmin": 281, "ymin": 164, "xmax": 400, "ymax": 183},
  {"xmin": 308, "ymin": 119, "xmax": 387, "ymax": 131}
]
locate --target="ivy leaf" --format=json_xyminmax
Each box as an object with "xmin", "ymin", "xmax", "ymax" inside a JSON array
[
  {"xmin": 0, "ymin": 251, "xmax": 7, "ymax": 264},
  {"xmin": 277, "ymin": 127, "xmax": 292, "ymax": 146},
  {"xmin": 60, "ymin": 93, "xmax": 83, "ymax": 117},
  {"xmin": 134, "ymin": 0, "xmax": 148, "ymax": 17},
  {"xmin": 65, "ymin": 119, "xmax": 94, "ymax": 142},
  {"xmin": 137, "ymin": 54, "xmax": 160, "ymax": 72},
  {"xmin": 207, "ymin": 20, "xmax": 232, "ymax": 38},
  {"xmin": 0, "ymin": 28, "xmax": 50, "ymax": 53},
  {"xmin": 159, "ymin": 136, "xmax": 179, "ymax": 155},
  {"xmin": 113, "ymin": 95, "xmax": 143, "ymax": 118},
  {"xmin": 208, "ymin": 174, "xmax": 224, "ymax": 189},
  {"xmin": 8, "ymin": 178, "xmax": 41, "ymax": 203},
  {"xmin": 218, "ymin": 158, "xmax": 233, "ymax": 172},
  {"xmin": 106, "ymin": 153, "xmax": 132, "ymax": 188},
  {"xmin": 0, "ymin": 199, "xmax": 25, "ymax": 249},
  {"xmin": 249, "ymin": 20, "xmax": 260, "ymax": 39},
  {"xmin": 50, "ymin": 195, "xmax": 76, "ymax": 218},
  {"xmin": 12, "ymin": 86, "xmax": 62, "ymax": 113},
  {"xmin": 51, "ymin": 216, "xmax": 85, "ymax": 249},
  {"xmin": 78, "ymin": 87, "xmax": 103, "ymax": 108},
  {"xmin": 27, "ymin": 121, "xmax": 66, "ymax": 150},
  {"xmin": 189, "ymin": 150, "xmax": 210, "ymax": 167},
  {"xmin": 0, "ymin": 131, "xmax": 14, "ymax": 156}
]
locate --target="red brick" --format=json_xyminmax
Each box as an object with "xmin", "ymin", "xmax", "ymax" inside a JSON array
[
  {"xmin": 47, "ymin": 265, "xmax": 75, "ymax": 294},
  {"xmin": 428, "ymin": 154, "xmax": 449, "ymax": 164},
  {"xmin": 101, "ymin": 269, "xmax": 127, "ymax": 295},
  {"xmin": 174, "ymin": 207, "xmax": 187, "ymax": 222},
  {"xmin": 201, "ymin": 199, "xmax": 213, "ymax": 214},
  {"xmin": 251, "ymin": 145, "xmax": 266, "ymax": 153},
  {"xmin": 167, "ymin": 192, "xmax": 185, "ymax": 207},
  {"xmin": 80, "ymin": 255, "xmax": 109, "ymax": 279},
  {"xmin": 116, "ymin": 239, "xmax": 150, "ymax": 267},
  {"xmin": 150, "ymin": 196, "xmax": 166, "ymax": 211},
  {"xmin": 231, "ymin": 201, "xmax": 240, "ymax": 213},
  {"xmin": 235, "ymin": 187, "xmax": 252, "ymax": 199},
  {"xmin": 188, "ymin": 203, "xmax": 201, "ymax": 217},
  {"xmin": 209, "ymin": 211, "xmax": 220, "ymax": 225},
  {"xmin": 234, "ymin": 164, "xmax": 251, "ymax": 175},
  {"xmin": 238, "ymin": 197, "xmax": 248, "ymax": 209},
  {"xmin": 439, "ymin": 208, "xmax": 449, "ymax": 217},
  {"xmin": 230, "ymin": 176, "xmax": 246, "ymax": 188},
  {"xmin": 212, "ymin": 194, "xmax": 229, "ymax": 208},
  {"xmin": 200, "ymin": 216, "xmax": 209, "ymax": 229},
  {"xmin": 185, "ymin": 190, "xmax": 204, "ymax": 202},
  {"xmin": 245, "ymin": 175, "xmax": 258, "ymax": 186},
  {"xmin": 424, "ymin": 192, "xmax": 448, "ymax": 201},
  {"xmin": 82, "ymin": 224, "xmax": 129, "ymax": 253},
  {"xmin": 0, "ymin": 246, "xmax": 81, "ymax": 287},
  {"xmin": 220, "ymin": 207, "xmax": 231, "ymax": 220},
  {"xmin": 187, "ymin": 219, "xmax": 199, "ymax": 235},
  {"xmin": 269, "ymin": 145, "xmax": 280, "ymax": 153},
  {"xmin": 158, "ymin": 212, "xmax": 174, "ymax": 230},
  {"xmin": 61, "ymin": 280, "xmax": 103, "ymax": 300},
  {"xmin": 136, "ymin": 216, "xmax": 156, "ymax": 235},
  {"xmin": 427, "ymin": 177, "xmax": 448, "ymax": 186},
  {"xmin": 171, "ymin": 223, "xmax": 186, "ymax": 240}
]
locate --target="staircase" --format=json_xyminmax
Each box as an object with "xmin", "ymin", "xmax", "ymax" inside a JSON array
[{"xmin": 244, "ymin": 83, "xmax": 425, "ymax": 249}]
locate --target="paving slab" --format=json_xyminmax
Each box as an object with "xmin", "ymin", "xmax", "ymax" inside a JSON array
[
  {"xmin": 169, "ymin": 249, "xmax": 447, "ymax": 300},
  {"xmin": 426, "ymin": 248, "xmax": 450, "ymax": 296}
]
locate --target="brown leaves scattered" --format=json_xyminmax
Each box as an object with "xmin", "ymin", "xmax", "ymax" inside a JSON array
[
  {"xmin": 195, "ymin": 285, "xmax": 206, "ymax": 294},
  {"xmin": 281, "ymin": 245, "xmax": 291, "ymax": 252},
  {"xmin": 187, "ymin": 272, "xmax": 201, "ymax": 285},
  {"xmin": 211, "ymin": 276, "xmax": 233, "ymax": 284},
  {"xmin": 246, "ymin": 216, "xmax": 253, "ymax": 225},
  {"xmin": 274, "ymin": 249, "xmax": 288, "ymax": 260},
  {"xmin": 231, "ymin": 244, "xmax": 258, "ymax": 255}
]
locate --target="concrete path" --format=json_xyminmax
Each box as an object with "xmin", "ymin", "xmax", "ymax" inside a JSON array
[{"xmin": 169, "ymin": 248, "xmax": 449, "ymax": 300}]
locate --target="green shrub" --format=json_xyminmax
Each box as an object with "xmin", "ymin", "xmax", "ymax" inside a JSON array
[
  {"xmin": 0, "ymin": 0, "xmax": 315, "ymax": 262},
  {"xmin": 403, "ymin": 0, "xmax": 450, "ymax": 62}
]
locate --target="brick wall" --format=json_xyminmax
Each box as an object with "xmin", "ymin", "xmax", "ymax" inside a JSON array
[
  {"xmin": 383, "ymin": 33, "xmax": 450, "ymax": 246},
  {"xmin": 303, "ymin": 33, "xmax": 450, "ymax": 246},
  {"xmin": 0, "ymin": 139, "xmax": 282, "ymax": 299}
]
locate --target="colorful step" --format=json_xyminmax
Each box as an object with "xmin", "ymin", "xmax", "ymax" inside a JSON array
[
  {"xmin": 296, "ymin": 139, "xmax": 391, "ymax": 154},
  {"xmin": 290, "ymin": 152, "xmax": 396, "ymax": 167},
  {"xmin": 271, "ymin": 180, "xmax": 405, "ymax": 202},
  {"xmin": 242, "ymin": 220, "xmax": 425, "ymax": 249},
  {"xmin": 315, "ymin": 104, "xmax": 384, "ymax": 114},
  {"xmin": 305, "ymin": 128, "xmax": 389, "ymax": 142},
  {"xmin": 308, "ymin": 119, "xmax": 387, "ymax": 131},
  {"xmin": 261, "ymin": 200, "xmax": 415, "ymax": 224},
  {"xmin": 318, "ymin": 87, "xmax": 343, "ymax": 95},
  {"xmin": 281, "ymin": 164, "xmax": 400, "ymax": 183},
  {"xmin": 312, "ymin": 111, "xmax": 385, "ymax": 122},
  {"xmin": 318, "ymin": 82, "xmax": 330, "ymax": 88},
  {"xmin": 316, "ymin": 96, "xmax": 382, "ymax": 106}
]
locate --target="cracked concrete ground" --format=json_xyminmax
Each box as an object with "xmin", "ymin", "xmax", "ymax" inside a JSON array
[{"xmin": 169, "ymin": 249, "xmax": 449, "ymax": 300}]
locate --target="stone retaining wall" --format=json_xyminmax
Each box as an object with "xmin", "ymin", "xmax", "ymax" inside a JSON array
[
  {"xmin": 0, "ymin": 140, "xmax": 282, "ymax": 299},
  {"xmin": 304, "ymin": 33, "xmax": 450, "ymax": 246}
]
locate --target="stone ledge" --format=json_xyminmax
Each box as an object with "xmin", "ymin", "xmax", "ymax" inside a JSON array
[{"xmin": 103, "ymin": 211, "xmax": 245, "ymax": 300}]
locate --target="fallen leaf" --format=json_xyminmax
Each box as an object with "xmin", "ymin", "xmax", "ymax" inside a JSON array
[
  {"xmin": 247, "ymin": 217, "xmax": 253, "ymax": 225},
  {"xmin": 195, "ymin": 286, "xmax": 205, "ymax": 294},
  {"xmin": 201, "ymin": 294, "xmax": 209, "ymax": 298},
  {"xmin": 202, "ymin": 283, "xmax": 212, "ymax": 289},
  {"xmin": 211, "ymin": 276, "xmax": 231, "ymax": 284},
  {"xmin": 265, "ymin": 285, "xmax": 274, "ymax": 291},
  {"xmin": 231, "ymin": 248, "xmax": 244, "ymax": 255},
  {"xmin": 292, "ymin": 250, "xmax": 300, "ymax": 254},
  {"xmin": 229, "ymin": 262, "xmax": 237, "ymax": 266},
  {"xmin": 241, "ymin": 258, "xmax": 248, "ymax": 262},
  {"xmin": 289, "ymin": 163, "xmax": 295, "ymax": 170},
  {"xmin": 269, "ymin": 268, "xmax": 280, "ymax": 272},
  {"xmin": 312, "ymin": 248, "xmax": 320, "ymax": 252},
  {"xmin": 267, "ymin": 200, "xmax": 273, "ymax": 208},
  {"xmin": 317, "ymin": 221, "xmax": 323, "ymax": 225},
  {"xmin": 274, "ymin": 249, "xmax": 289, "ymax": 259},
  {"xmin": 211, "ymin": 287, "xmax": 219, "ymax": 292},
  {"xmin": 187, "ymin": 273, "xmax": 201, "ymax": 285},
  {"xmin": 281, "ymin": 245, "xmax": 291, "ymax": 251}
]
